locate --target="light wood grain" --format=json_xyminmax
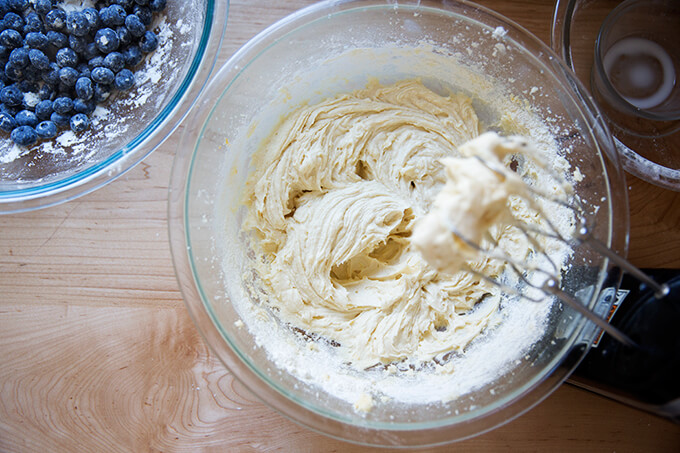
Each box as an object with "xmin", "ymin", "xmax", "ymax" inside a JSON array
[{"xmin": 1, "ymin": 1, "xmax": 679, "ymax": 452}]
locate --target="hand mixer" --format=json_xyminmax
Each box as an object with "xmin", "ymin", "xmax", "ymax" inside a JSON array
[
  {"xmin": 415, "ymin": 132, "xmax": 670, "ymax": 350},
  {"xmin": 442, "ymin": 135, "xmax": 678, "ymax": 419}
]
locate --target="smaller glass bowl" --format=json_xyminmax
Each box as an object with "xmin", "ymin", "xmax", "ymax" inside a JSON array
[
  {"xmin": 552, "ymin": 0, "xmax": 680, "ymax": 191},
  {"xmin": 0, "ymin": 0, "xmax": 228, "ymax": 214}
]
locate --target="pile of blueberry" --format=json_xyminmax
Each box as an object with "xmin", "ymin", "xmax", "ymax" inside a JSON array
[{"xmin": 0, "ymin": 0, "xmax": 167, "ymax": 147}]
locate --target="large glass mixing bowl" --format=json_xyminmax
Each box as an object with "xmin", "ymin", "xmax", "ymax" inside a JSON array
[
  {"xmin": 0, "ymin": 0, "xmax": 228, "ymax": 214},
  {"xmin": 169, "ymin": 0, "xmax": 629, "ymax": 446}
]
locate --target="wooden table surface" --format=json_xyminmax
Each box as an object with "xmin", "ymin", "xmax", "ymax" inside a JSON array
[{"xmin": 2, "ymin": 1, "xmax": 679, "ymax": 451}]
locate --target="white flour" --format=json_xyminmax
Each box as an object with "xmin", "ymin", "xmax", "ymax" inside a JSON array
[{"xmin": 59, "ymin": 0, "xmax": 96, "ymax": 12}]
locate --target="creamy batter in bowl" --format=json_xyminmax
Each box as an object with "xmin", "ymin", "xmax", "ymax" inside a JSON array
[{"xmin": 170, "ymin": 0, "xmax": 629, "ymax": 446}]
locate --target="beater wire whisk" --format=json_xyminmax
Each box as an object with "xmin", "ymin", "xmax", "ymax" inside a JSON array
[{"xmin": 451, "ymin": 153, "xmax": 669, "ymax": 349}]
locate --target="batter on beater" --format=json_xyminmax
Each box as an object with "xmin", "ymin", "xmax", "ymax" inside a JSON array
[{"xmin": 412, "ymin": 132, "xmax": 538, "ymax": 275}]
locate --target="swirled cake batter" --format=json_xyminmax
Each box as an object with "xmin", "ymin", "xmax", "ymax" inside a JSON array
[{"xmin": 242, "ymin": 79, "xmax": 554, "ymax": 370}]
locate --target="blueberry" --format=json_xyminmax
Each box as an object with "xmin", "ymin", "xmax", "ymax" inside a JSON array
[
  {"xmin": 0, "ymin": 0, "xmax": 7, "ymax": 15},
  {"xmin": 124, "ymin": 13, "xmax": 145, "ymax": 37},
  {"xmin": 69, "ymin": 112, "xmax": 89, "ymax": 132},
  {"xmin": 37, "ymin": 83, "xmax": 53, "ymax": 101},
  {"xmin": 4, "ymin": 61, "xmax": 23, "ymax": 80},
  {"xmin": 91, "ymin": 66, "xmax": 114, "ymax": 84},
  {"xmin": 82, "ymin": 7, "xmax": 99, "ymax": 32},
  {"xmin": 46, "ymin": 30, "xmax": 68, "ymax": 48},
  {"xmin": 103, "ymin": 52, "xmax": 124, "ymax": 72},
  {"xmin": 15, "ymin": 109, "xmax": 37, "ymax": 126},
  {"xmin": 73, "ymin": 98, "xmax": 95, "ymax": 114},
  {"xmin": 113, "ymin": 0, "xmax": 134, "ymax": 9},
  {"xmin": 75, "ymin": 76, "xmax": 92, "ymax": 100},
  {"xmin": 16, "ymin": 79, "xmax": 36, "ymax": 93},
  {"xmin": 68, "ymin": 35, "xmax": 87, "ymax": 54},
  {"xmin": 34, "ymin": 0, "xmax": 52, "ymax": 16},
  {"xmin": 41, "ymin": 62, "xmax": 60, "ymax": 85},
  {"xmin": 0, "ymin": 102, "xmax": 19, "ymax": 112},
  {"xmin": 3, "ymin": 12, "xmax": 24, "ymax": 31},
  {"xmin": 35, "ymin": 99, "xmax": 52, "ymax": 119},
  {"xmin": 52, "ymin": 96, "xmax": 73, "ymax": 115},
  {"xmin": 33, "ymin": 90, "xmax": 55, "ymax": 107},
  {"xmin": 8, "ymin": 0, "xmax": 27, "ymax": 12},
  {"xmin": 93, "ymin": 82, "xmax": 110, "ymax": 102},
  {"xmin": 0, "ymin": 83, "xmax": 22, "ymax": 106},
  {"xmin": 133, "ymin": 5, "xmax": 152, "ymax": 26},
  {"xmin": 139, "ymin": 31, "xmax": 157, "ymax": 53},
  {"xmin": 25, "ymin": 31, "xmax": 48, "ymax": 49},
  {"xmin": 114, "ymin": 68, "xmax": 134, "ymax": 90},
  {"xmin": 81, "ymin": 42, "xmax": 99, "ymax": 60},
  {"xmin": 0, "ymin": 29, "xmax": 22, "ymax": 48},
  {"xmin": 0, "ymin": 111, "xmax": 16, "ymax": 131},
  {"xmin": 135, "ymin": 0, "xmax": 150, "ymax": 6},
  {"xmin": 0, "ymin": 102, "xmax": 17, "ymax": 116},
  {"xmin": 122, "ymin": 44, "xmax": 142, "ymax": 66},
  {"xmin": 56, "ymin": 47, "xmax": 78, "ymax": 67},
  {"xmin": 23, "ymin": 12, "xmax": 43, "ymax": 33},
  {"xmin": 10, "ymin": 125, "xmax": 37, "ymax": 146},
  {"xmin": 100, "ymin": 5, "xmax": 126, "ymax": 27},
  {"xmin": 77, "ymin": 62, "xmax": 90, "ymax": 78},
  {"xmin": 8, "ymin": 47, "xmax": 29, "ymax": 68},
  {"xmin": 110, "ymin": 5, "xmax": 128, "ymax": 25},
  {"xmin": 98, "ymin": 6, "xmax": 112, "ymax": 24},
  {"xmin": 0, "ymin": 102, "xmax": 14, "ymax": 114},
  {"xmin": 26, "ymin": 66, "xmax": 44, "ymax": 83},
  {"xmin": 88, "ymin": 55, "xmax": 104, "ymax": 69},
  {"xmin": 149, "ymin": 0, "xmax": 166, "ymax": 12},
  {"xmin": 58, "ymin": 66, "xmax": 78, "ymax": 86},
  {"xmin": 0, "ymin": 43, "xmax": 8, "ymax": 58},
  {"xmin": 35, "ymin": 120, "xmax": 57, "ymax": 138},
  {"xmin": 26, "ymin": 48, "xmax": 48, "ymax": 70},
  {"xmin": 45, "ymin": 9, "xmax": 67, "ymax": 31},
  {"xmin": 94, "ymin": 27, "xmax": 119, "ymax": 53},
  {"xmin": 50, "ymin": 111, "xmax": 69, "ymax": 127},
  {"xmin": 66, "ymin": 11, "xmax": 89, "ymax": 36},
  {"xmin": 115, "ymin": 25, "xmax": 131, "ymax": 46}
]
